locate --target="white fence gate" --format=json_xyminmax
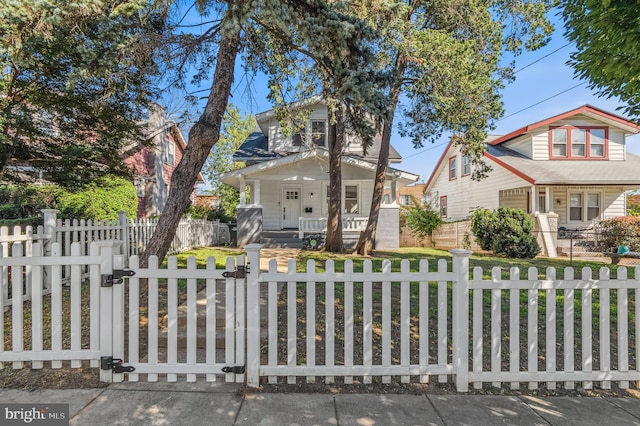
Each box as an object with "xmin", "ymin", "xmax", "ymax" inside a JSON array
[{"xmin": 2, "ymin": 243, "xmax": 640, "ymax": 392}]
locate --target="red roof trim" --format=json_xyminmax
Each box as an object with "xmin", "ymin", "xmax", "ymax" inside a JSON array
[
  {"xmin": 490, "ymin": 105, "xmax": 640, "ymax": 146},
  {"xmin": 484, "ymin": 152, "xmax": 536, "ymax": 184}
]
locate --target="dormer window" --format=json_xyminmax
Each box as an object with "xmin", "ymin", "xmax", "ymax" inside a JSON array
[
  {"xmin": 311, "ymin": 120, "xmax": 326, "ymax": 146},
  {"xmin": 550, "ymin": 126, "xmax": 608, "ymax": 159}
]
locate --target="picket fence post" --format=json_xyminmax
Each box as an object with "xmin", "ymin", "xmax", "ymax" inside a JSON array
[
  {"xmin": 97, "ymin": 241, "xmax": 122, "ymax": 382},
  {"xmin": 118, "ymin": 212, "xmax": 130, "ymax": 262},
  {"xmin": 451, "ymin": 249, "xmax": 472, "ymax": 392},
  {"xmin": 42, "ymin": 209, "xmax": 58, "ymax": 291},
  {"xmin": 245, "ymin": 243, "xmax": 262, "ymax": 387}
]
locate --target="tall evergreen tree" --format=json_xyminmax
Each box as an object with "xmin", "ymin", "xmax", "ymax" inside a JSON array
[{"xmin": 0, "ymin": 0, "xmax": 168, "ymax": 187}]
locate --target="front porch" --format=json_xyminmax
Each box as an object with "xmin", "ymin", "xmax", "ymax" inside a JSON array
[{"xmin": 499, "ymin": 184, "xmax": 635, "ymax": 230}]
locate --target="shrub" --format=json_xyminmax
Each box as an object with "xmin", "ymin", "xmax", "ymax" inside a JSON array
[
  {"xmin": 471, "ymin": 207, "xmax": 540, "ymax": 258},
  {"xmin": 400, "ymin": 196, "xmax": 442, "ymax": 241},
  {"xmin": 0, "ymin": 185, "xmax": 57, "ymax": 218},
  {"xmin": 598, "ymin": 216, "xmax": 640, "ymax": 251},
  {"xmin": 55, "ymin": 176, "xmax": 137, "ymax": 220}
]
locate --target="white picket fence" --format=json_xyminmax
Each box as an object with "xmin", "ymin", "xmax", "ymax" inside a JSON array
[
  {"xmin": 0, "ymin": 210, "xmax": 230, "ymax": 308},
  {"xmin": 1, "ymin": 243, "xmax": 640, "ymax": 392}
]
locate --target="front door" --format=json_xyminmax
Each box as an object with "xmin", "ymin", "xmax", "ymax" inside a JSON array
[{"xmin": 282, "ymin": 187, "xmax": 301, "ymax": 228}]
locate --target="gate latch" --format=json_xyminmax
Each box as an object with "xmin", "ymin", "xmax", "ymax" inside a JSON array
[
  {"xmin": 101, "ymin": 356, "xmax": 135, "ymax": 374},
  {"xmin": 101, "ymin": 269, "xmax": 136, "ymax": 287},
  {"xmin": 222, "ymin": 265, "xmax": 247, "ymax": 279},
  {"xmin": 222, "ymin": 365, "xmax": 245, "ymax": 374}
]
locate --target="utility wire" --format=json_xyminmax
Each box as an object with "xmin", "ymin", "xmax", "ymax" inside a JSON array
[
  {"xmin": 404, "ymin": 81, "xmax": 587, "ymax": 160},
  {"xmin": 514, "ymin": 43, "xmax": 571, "ymax": 74},
  {"xmin": 497, "ymin": 81, "xmax": 587, "ymax": 122}
]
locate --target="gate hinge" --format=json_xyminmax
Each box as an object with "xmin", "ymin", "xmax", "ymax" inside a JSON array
[
  {"xmin": 222, "ymin": 264, "xmax": 247, "ymax": 279},
  {"xmin": 222, "ymin": 365, "xmax": 245, "ymax": 374},
  {"xmin": 100, "ymin": 356, "xmax": 135, "ymax": 374},
  {"xmin": 101, "ymin": 269, "xmax": 136, "ymax": 287}
]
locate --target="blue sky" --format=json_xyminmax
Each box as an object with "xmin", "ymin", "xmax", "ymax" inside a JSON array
[{"xmin": 182, "ymin": 9, "xmax": 639, "ymax": 183}]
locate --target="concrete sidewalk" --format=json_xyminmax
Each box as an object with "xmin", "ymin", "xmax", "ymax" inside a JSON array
[{"xmin": 2, "ymin": 382, "xmax": 640, "ymax": 425}]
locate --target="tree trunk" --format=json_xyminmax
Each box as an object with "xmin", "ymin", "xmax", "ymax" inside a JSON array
[
  {"xmin": 355, "ymin": 59, "xmax": 406, "ymax": 256},
  {"xmin": 140, "ymin": 28, "xmax": 241, "ymax": 267},
  {"xmin": 324, "ymin": 104, "xmax": 345, "ymax": 252}
]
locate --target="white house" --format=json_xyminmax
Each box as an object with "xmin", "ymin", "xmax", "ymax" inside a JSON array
[
  {"xmin": 424, "ymin": 105, "xmax": 640, "ymax": 252},
  {"xmin": 219, "ymin": 98, "xmax": 420, "ymax": 248}
]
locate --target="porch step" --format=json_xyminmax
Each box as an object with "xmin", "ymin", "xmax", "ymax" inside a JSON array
[{"xmin": 260, "ymin": 238, "xmax": 303, "ymax": 249}]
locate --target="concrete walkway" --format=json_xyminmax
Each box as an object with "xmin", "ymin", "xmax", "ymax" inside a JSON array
[{"xmin": 2, "ymin": 382, "xmax": 640, "ymax": 425}]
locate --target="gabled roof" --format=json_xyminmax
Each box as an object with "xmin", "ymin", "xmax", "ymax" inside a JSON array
[
  {"xmin": 424, "ymin": 105, "xmax": 640, "ymax": 193},
  {"xmin": 490, "ymin": 104, "xmax": 640, "ymax": 146},
  {"xmin": 220, "ymin": 147, "xmax": 419, "ymax": 188},
  {"xmin": 485, "ymin": 144, "xmax": 640, "ymax": 185}
]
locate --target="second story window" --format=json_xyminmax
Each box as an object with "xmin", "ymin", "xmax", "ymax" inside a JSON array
[
  {"xmin": 449, "ymin": 157, "xmax": 457, "ymax": 180},
  {"xmin": 166, "ymin": 141, "xmax": 175, "ymax": 165},
  {"xmin": 462, "ymin": 155, "xmax": 471, "ymax": 176},
  {"xmin": 292, "ymin": 131, "xmax": 303, "ymax": 147},
  {"xmin": 311, "ymin": 120, "xmax": 326, "ymax": 146},
  {"xmin": 550, "ymin": 126, "xmax": 608, "ymax": 159}
]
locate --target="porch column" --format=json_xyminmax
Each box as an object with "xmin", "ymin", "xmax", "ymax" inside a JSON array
[
  {"xmin": 545, "ymin": 186, "xmax": 551, "ymax": 213},
  {"xmin": 530, "ymin": 185, "xmax": 536, "ymax": 213},
  {"xmin": 239, "ymin": 176, "xmax": 246, "ymax": 206},
  {"xmin": 390, "ymin": 179, "xmax": 397, "ymax": 204},
  {"xmin": 252, "ymin": 180, "xmax": 261, "ymax": 205}
]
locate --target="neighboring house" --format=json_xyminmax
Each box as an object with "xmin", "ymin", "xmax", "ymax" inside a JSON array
[
  {"xmin": 123, "ymin": 104, "xmax": 204, "ymax": 218},
  {"xmin": 424, "ymin": 105, "xmax": 640, "ymax": 231},
  {"xmin": 219, "ymin": 98, "xmax": 420, "ymax": 247},
  {"xmin": 396, "ymin": 183, "xmax": 426, "ymax": 206}
]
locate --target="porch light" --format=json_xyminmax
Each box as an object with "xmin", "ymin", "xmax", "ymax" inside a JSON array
[{"xmin": 309, "ymin": 192, "xmax": 314, "ymax": 199}]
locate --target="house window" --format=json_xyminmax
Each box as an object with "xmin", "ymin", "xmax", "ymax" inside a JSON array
[
  {"xmin": 462, "ymin": 155, "xmax": 471, "ymax": 176},
  {"xmin": 344, "ymin": 185, "xmax": 359, "ymax": 214},
  {"xmin": 292, "ymin": 131, "xmax": 303, "ymax": 147},
  {"xmin": 569, "ymin": 192, "xmax": 601, "ymax": 221},
  {"xmin": 449, "ymin": 157, "xmax": 457, "ymax": 180},
  {"xmin": 550, "ymin": 126, "xmax": 608, "ymax": 159},
  {"xmin": 569, "ymin": 193, "xmax": 582, "ymax": 221},
  {"xmin": 311, "ymin": 120, "xmax": 326, "ymax": 146},
  {"xmin": 399, "ymin": 195, "xmax": 412, "ymax": 206},
  {"xmin": 552, "ymin": 128, "xmax": 567, "ymax": 157},
  {"xmin": 590, "ymin": 129, "xmax": 605, "ymax": 157},
  {"xmin": 587, "ymin": 193, "xmax": 600, "ymax": 220},
  {"xmin": 440, "ymin": 196, "xmax": 447, "ymax": 218},
  {"xmin": 166, "ymin": 141, "xmax": 175, "ymax": 165}
]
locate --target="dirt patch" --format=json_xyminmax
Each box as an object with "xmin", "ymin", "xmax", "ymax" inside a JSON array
[{"xmin": 0, "ymin": 363, "xmax": 106, "ymax": 390}]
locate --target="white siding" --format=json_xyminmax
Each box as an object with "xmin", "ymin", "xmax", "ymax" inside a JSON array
[
  {"xmin": 550, "ymin": 186, "xmax": 626, "ymax": 228},
  {"xmin": 607, "ymin": 127, "xmax": 626, "ymax": 160},
  {"xmin": 267, "ymin": 105, "xmax": 329, "ymax": 153},
  {"xmin": 430, "ymin": 149, "xmax": 530, "ymax": 221},
  {"xmin": 531, "ymin": 130, "xmax": 548, "ymax": 160},
  {"xmin": 500, "ymin": 114, "xmax": 628, "ymax": 161},
  {"xmin": 249, "ymin": 158, "xmax": 377, "ymax": 230}
]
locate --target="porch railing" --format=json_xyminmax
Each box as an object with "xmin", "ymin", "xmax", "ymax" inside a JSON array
[{"xmin": 298, "ymin": 216, "xmax": 368, "ymax": 239}]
